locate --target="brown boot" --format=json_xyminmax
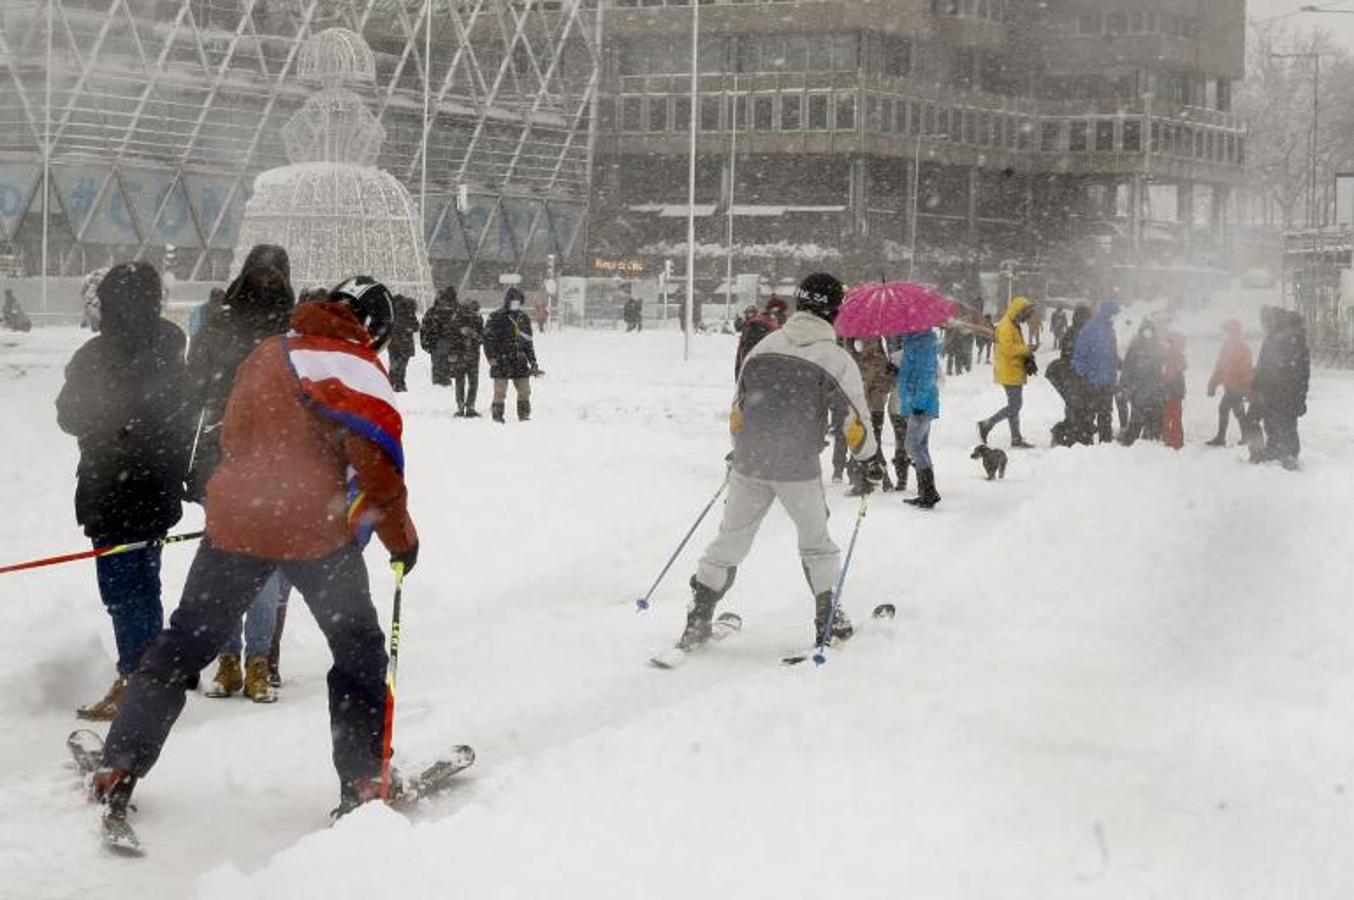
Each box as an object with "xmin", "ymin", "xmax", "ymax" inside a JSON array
[
  {"xmin": 76, "ymin": 675, "xmax": 128, "ymax": 721},
  {"xmin": 243, "ymin": 656, "xmax": 278, "ymax": 704},
  {"xmin": 206, "ymin": 652, "xmax": 243, "ymax": 698}
]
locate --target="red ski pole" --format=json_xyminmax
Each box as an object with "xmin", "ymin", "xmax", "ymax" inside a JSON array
[
  {"xmin": 379, "ymin": 562, "xmax": 405, "ymax": 802},
  {"xmin": 0, "ymin": 531, "xmax": 205, "ymax": 576}
]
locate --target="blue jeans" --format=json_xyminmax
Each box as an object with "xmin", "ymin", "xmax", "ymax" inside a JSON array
[
  {"xmin": 94, "ymin": 542, "xmax": 164, "ymax": 676},
  {"xmin": 984, "ymin": 385, "xmax": 1024, "ymax": 441},
  {"xmin": 223, "ymin": 570, "xmax": 291, "ymax": 659},
  {"xmin": 904, "ymin": 414, "xmax": 933, "ymax": 470}
]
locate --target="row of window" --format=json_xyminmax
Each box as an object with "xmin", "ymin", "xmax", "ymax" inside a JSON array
[
  {"xmin": 1074, "ymin": 9, "xmax": 1199, "ymax": 40},
  {"xmin": 617, "ymin": 33, "xmax": 912, "ymax": 77},
  {"xmin": 608, "ymin": 91, "xmax": 1245, "ymax": 165},
  {"xmin": 930, "ymin": 0, "xmax": 1005, "ymax": 23}
]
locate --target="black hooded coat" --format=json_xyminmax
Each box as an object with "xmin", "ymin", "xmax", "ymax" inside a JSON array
[
  {"xmin": 1252, "ymin": 308, "xmax": 1311, "ymax": 418},
  {"xmin": 56, "ymin": 262, "xmax": 192, "ymax": 543},
  {"xmin": 484, "ymin": 289, "xmax": 538, "ymax": 380}
]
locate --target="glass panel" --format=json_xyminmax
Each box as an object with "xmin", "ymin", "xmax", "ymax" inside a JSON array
[
  {"xmin": 807, "ymin": 92, "xmax": 829, "ymax": 130},
  {"xmin": 622, "ymin": 96, "xmax": 643, "ymax": 132},
  {"xmin": 700, "ymin": 95, "xmax": 722, "ymax": 131},
  {"xmin": 836, "ymin": 93, "xmax": 856, "ymax": 131},
  {"xmin": 781, "ymin": 92, "xmax": 803, "ymax": 130},
  {"xmin": 1069, "ymin": 120, "xmax": 1089, "ymax": 152},
  {"xmin": 754, "ymin": 94, "xmax": 774, "ymax": 131},
  {"xmin": 648, "ymin": 97, "xmax": 668, "ymax": 132}
]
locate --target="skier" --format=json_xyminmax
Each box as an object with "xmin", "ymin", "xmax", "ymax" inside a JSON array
[
  {"xmin": 387, "ymin": 293, "xmax": 420, "ymax": 392},
  {"xmin": 734, "ymin": 297, "xmax": 786, "ymax": 378},
  {"xmin": 674, "ymin": 273, "xmax": 880, "ymax": 653},
  {"xmin": 90, "ymin": 276, "xmax": 420, "ymax": 820},
  {"xmin": 1161, "ymin": 332, "xmax": 1187, "ymax": 450},
  {"xmin": 1205, "ymin": 319, "xmax": 1254, "ymax": 447},
  {"xmin": 1249, "ymin": 307, "xmax": 1310, "ymax": 469},
  {"xmin": 484, "ymin": 287, "xmax": 541, "ymax": 423},
  {"xmin": 977, "ymin": 296, "xmax": 1037, "ymax": 449},
  {"xmin": 55, "ymin": 262, "xmax": 192, "ymax": 720},
  {"xmin": 896, "ymin": 329, "xmax": 941, "ymax": 508},
  {"xmin": 1070, "ymin": 300, "xmax": 1119, "ymax": 444},
  {"xmin": 186, "ymin": 245, "xmax": 296, "ymax": 703},
  {"xmin": 1118, "ymin": 320, "xmax": 1166, "ymax": 446}
]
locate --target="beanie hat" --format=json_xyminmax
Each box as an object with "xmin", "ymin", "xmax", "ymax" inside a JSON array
[{"xmin": 794, "ymin": 273, "xmax": 844, "ymax": 323}]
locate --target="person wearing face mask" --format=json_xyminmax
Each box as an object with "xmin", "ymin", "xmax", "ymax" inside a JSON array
[
  {"xmin": 977, "ymin": 296, "xmax": 1038, "ymax": 449},
  {"xmin": 484, "ymin": 286, "xmax": 542, "ymax": 423}
]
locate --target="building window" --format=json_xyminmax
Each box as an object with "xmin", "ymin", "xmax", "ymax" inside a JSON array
[
  {"xmin": 781, "ymin": 92, "xmax": 803, "ymax": 130},
  {"xmin": 648, "ymin": 97, "xmax": 669, "ymax": 133},
  {"xmin": 833, "ymin": 34, "xmax": 858, "ymax": 72},
  {"xmin": 807, "ymin": 37, "xmax": 832, "ymax": 72},
  {"xmin": 807, "ymin": 92, "xmax": 830, "ymax": 130},
  {"xmin": 835, "ymin": 92, "xmax": 856, "ymax": 131},
  {"xmin": 754, "ymin": 94, "xmax": 774, "ymax": 131},
  {"xmin": 622, "ymin": 95, "xmax": 643, "ymax": 132},
  {"xmin": 1095, "ymin": 119, "xmax": 1114, "ymax": 151},
  {"xmin": 1016, "ymin": 117, "xmax": 1032, "ymax": 150},
  {"xmin": 866, "ymin": 95, "xmax": 881, "ymax": 133},
  {"xmin": 1069, "ymin": 120, "xmax": 1089, "ymax": 152},
  {"xmin": 1041, "ymin": 120, "xmax": 1061, "ymax": 152},
  {"xmin": 1123, "ymin": 118, "xmax": 1142, "ymax": 152},
  {"xmin": 1077, "ymin": 13, "xmax": 1100, "ymax": 35},
  {"xmin": 700, "ymin": 95, "xmax": 722, "ymax": 131},
  {"xmin": 1106, "ymin": 13, "xmax": 1127, "ymax": 35},
  {"xmin": 785, "ymin": 35, "xmax": 808, "ymax": 72}
]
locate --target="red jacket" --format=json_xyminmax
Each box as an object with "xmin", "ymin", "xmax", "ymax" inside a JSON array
[
  {"xmin": 1208, "ymin": 321, "xmax": 1254, "ymax": 394},
  {"xmin": 206, "ymin": 303, "xmax": 418, "ymax": 561}
]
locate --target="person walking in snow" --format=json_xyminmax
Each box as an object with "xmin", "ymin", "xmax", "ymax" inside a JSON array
[
  {"xmin": 896, "ymin": 329, "xmax": 941, "ymax": 509},
  {"xmin": 1205, "ymin": 319, "xmax": 1254, "ymax": 447},
  {"xmin": 1118, "ymin": 320, "xmax": 1166, "ymax": 446},
  {"xmin": 422, "ymin": 288, "xmax": 485, "ymax": 416},
  {"xmin": 1071, "ymin": 300, "xmax": 1119, "ymax": 444},
  {"xmin": 1051, "ymin": 307, "xmax": 1069, "ymax": 350},
  {"xmin": 1161, "ymin": 332, "xmax": 1187, "ymax": 450},
  {"xmin": 673, "ymin": 273, "xmax": 880, "ymax": 653},
  {"xmin": 1249, "ymin": 306, "xmax": 1310, "ymax": 469},
  {"xmin": 185, "ymin": 244, "xmax": 296, "ymax": 703},
  {"xmin": 387, "ymin": 293, "xmax": 420, "ymax": 392},
  {"xmin": 419, "ymin": 286, "xmax": 459, "ymax": 389},
  {"xmin": 975, "ymin": 313, "xmax": 995, "ymax": 363},
  {"xmin": 90, "ymin": 276, "xmax": 420, "ymax": 821},
  {"xmin": 845, "ymin": 334, "xmax": 907, "ymax": 495},
  {"xmin": 55, "ymin": 262, "xmax": 193, "ymax": 721},
  {"xmin": 734, "ymin": 296, "xmax": 786, "ymax": 378},
  {"xmin": 977, "ymin": 297, "xmax": 1037, "ymax": 449},
  {"xmin": 484, "ymin": 287, "xmax": 541, "ymax": 423}
]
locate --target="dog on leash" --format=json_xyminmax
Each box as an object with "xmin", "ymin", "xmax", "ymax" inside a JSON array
[{"xmin": 970, "ymin": 445, "xmax": 1008, "ymax": 481}]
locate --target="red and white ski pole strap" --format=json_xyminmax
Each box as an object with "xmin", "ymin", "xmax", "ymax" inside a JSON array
[{"xmin": 0, "ymin": 531, "xmax": 205, "ymax": 576}]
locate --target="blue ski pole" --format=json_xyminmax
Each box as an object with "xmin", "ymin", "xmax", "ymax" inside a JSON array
[
  {"xmin": 636, "ymin": 471, "xmax": 731, "ymax": 611},
  {"xmin": 814, "ymin": 492, "xmax": 870, "ymax": 666}
]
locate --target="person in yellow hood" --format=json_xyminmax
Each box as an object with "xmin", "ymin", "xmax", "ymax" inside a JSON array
[{"xmin": 977, "ymin": 296, "xmax": 1038, "ymax": 449}]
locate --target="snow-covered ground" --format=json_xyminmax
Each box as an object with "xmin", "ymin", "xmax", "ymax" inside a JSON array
[{"xmin": 4, "ymin": 300, "xmax": 1354, "ymax": 899}]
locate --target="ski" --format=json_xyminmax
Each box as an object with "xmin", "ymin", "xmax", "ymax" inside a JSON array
[
  {"xmin": 649, "ymin": 612, "xmax": 743, "ymax": 669},
  {"xmin": 782, "ymin": 603, "xmax": 896, "ymax": 666},
  {"xmin": 67, "ymin": 729, "xmax": 144, "ymax": 855},
  {"xmin": 391, "ymin": 744, "xmax": 476, "ymax": 810}
]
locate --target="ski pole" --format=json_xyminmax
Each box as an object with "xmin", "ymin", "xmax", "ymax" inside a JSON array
[
  {"xmin": 814, "ymin": 492, "xmax": 871, "ymax": 666},
  {"xmin": 0, "ymin": 531, "xmax": 205, "ymax": 576},
  {"xmin": 380, "ymin": 562, "xmax": 405, "ymax": 802},
  {"xmin": 635, "ymin": 470, "xmax": 731, "ymax": 611}
]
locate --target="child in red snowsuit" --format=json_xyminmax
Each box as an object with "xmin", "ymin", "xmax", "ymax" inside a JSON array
[{"xmin": 1162, "ymin": 332, "xmax": 1187, "ymax": 450}]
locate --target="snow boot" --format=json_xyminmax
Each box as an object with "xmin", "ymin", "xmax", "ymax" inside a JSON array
[
  {"xmin": 894, "ymin": 456, "xmax": 910, "ymax": 492},
  {"xmin": 76, "ymin": 675, "xmax": 128, "ymax": 721},
  {"xmin": 1204, "ymin": 435, "xmax": 1226, "ymax": 447},
  {"xmin": 491, "ymin": 403, "xmax": 506, "ymax": 423},
  {"xmin": 452, "ymin": 407, "xmax": 467, "ymax": 418},
  {"xmin": 207, "ymin": 652, "xmax": 243, "ymax": 698},
  {"xmin": 676, "ymin": 576, "xmax": 727, "ymax": 651},
  {"xmin": 905, "ymin": 468, "xmax": 941, "ymax": 509},
  {"xmin": 243, "ymin": 656, "xmax": 278, "ymax": 704},
  {"xmin": 465, "ymin": 408, "xmax": 482, "ymax": 418},
  {"xmin": 517, "ymin": 399, "xmax": 531, "ymax": 422},
  {"xmin": 845, "ymin": 461, "xmax": 870, "ymax": 497},
  {"xmin": 91, "ymin": 766, "xmax": 137, "ymax": 813},
  {"xmin": 813, "ymin": 592, "xmax": 854, "ymax": 645},
  {"xmin": 331, "ymin": 769, "xmax": 405, "ymax": 821}
]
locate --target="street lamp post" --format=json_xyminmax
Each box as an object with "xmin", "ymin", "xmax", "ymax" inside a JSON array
[
  {"xmin": 1269, "ymin": 49, "xmax": 1322, "ymax": 228},
  {"xmin": 682, "ymin": 0, "xmax": 699, "ymax": 361},
  {"xmin": 908, "ymin": 133, "xmax": 949, "ymax": 282}
]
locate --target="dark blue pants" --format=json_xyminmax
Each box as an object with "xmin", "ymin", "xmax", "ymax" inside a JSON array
[
  {"xmin": 105, "ymin": 542, "xmax": 388, "ymax": 784},
  {"xmin": 983, "ymin": 385, "xmax": 1025, "ymax": 441},
  {"xmin": 94, "ymin": 541, "xmax": 164, "ymax": 677}
]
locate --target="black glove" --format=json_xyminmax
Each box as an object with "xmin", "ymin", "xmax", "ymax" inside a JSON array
[{"xmin": 391, "ymin": 541, "xmax": 419, "ymax": 577}]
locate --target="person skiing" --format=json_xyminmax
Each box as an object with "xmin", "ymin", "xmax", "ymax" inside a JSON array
[
  {"xmin": 1118, "ymin": 320, "xmax": 1166, "ymax": 446},
  {"xmin": 896, "ymin": 329, "xmax": 941, "ymax": 508},
  {"xmin": 387, "ymin": 293, "xmax": 420, "ymax": 392},
  {"xmin": 674, "ymin": 273, "xmax": 880, "ymax": 653},
  {"xmin": 1249, "ymin": 307, "xmax": 1310, "ymax": 469},
  {"xmin": 55, "ymin": 262, "xmax": 193, "ymax": 720},
  {"xmin": 977, "ymin": 296, "xmax": 1037, "ymax": 449},
  {"xmin": 484, "ymin": 287, "xmax": 541, "ymax": 423},
  {"xmin": 185, "ymin": 245, "xmax": 296, "ymax": 703},
  {"xmin": 734, "ymin": 297, "xmax": 786, "ymax": 378},
  {"xmin": 1205, "ymin": 319, "xmax": 1254, "ymax": 447},
  {"xmin": 1161, "ymin": 332, "xmax": 1187, "ymax": 450},
  {"xmin": 90, "ymin": 275, "xmax": 420, "ymax": 821},
  {"xmin": 1071, "ymin": 300, "xmax": 1119, "ymax": 444}
]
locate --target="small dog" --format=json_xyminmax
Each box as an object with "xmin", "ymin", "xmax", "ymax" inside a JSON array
[{"xmin": 971, "ymin": 445, "xmax": 1008, "ymax": 481}]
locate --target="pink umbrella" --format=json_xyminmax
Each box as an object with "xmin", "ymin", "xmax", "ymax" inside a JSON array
[{"xmin": 834, "ymin": 281, "xmax": 958, "ymax": 338}]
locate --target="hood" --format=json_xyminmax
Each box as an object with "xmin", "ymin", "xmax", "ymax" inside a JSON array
[
  {"xmin": 223, "ymin": 244, "xmax": 295, "ymax": 332},
  {"xmin": 289, "ymin": 301, "xmax": 374, "ymax": 345},
  {"xmin": 503, "ymin": 287, "xmax": 525, "ymax": 310},
  {"xmin": 1093, "ymin": 299, "xmax": 1119, "ymax": 321},
  {"xmin": 97, "ymin": 261, "xmax": 163, "ymax": 355},
  {"xmin": 1001, "ymin": 296, "xmax": 1032, "ymax": 324},
  {"xmin": 781, "ymin": 311, "xmax": 837, "ymax": 346},
  {"xmin": 434, "ymin": 286, "xmax": 458, "ymax": 308}
]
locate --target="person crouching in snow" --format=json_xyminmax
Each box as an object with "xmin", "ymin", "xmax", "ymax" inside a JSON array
[
  {"xmin": 56, "ymin": 262, "xmax": 193, "ymax": 721},
  {"xmin": 1161, "ymin": 332, "xmax": 1187, "ymax": 450},
  {"xmin": 90, "ymin": 276, "xmax": 420, "ymax": 820},
  {"xmin": 675, "ymin": 273, "xmax": 880, "ymax": 652},
  {"xmin": 895, "ymin": 329, "xmax": 942, "ymax": 508},
  {"xmin": 1206, "ymin": 319, "xmax": 1253, "ymax": 447}
]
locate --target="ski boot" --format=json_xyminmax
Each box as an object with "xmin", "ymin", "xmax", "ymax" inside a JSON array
[
  {"xmin": 813, "ymin": 592, "xmax": 854, "ymax": 645},
  {"xmin": 243, "ymin": 656, "xmax": 278, "ymax": 704},
  {"xmin": 206, "ymin": 652, "xmax": 243, "ymax": 698},
  {"xmin": 76, "ymin": 676, "xmax": 128, "ymax": 721},
  {"xmin": 676, "ymin": 576, "xmax": 727, "ymax": 651}
]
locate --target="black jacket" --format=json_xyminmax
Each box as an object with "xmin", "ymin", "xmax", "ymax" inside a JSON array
[
  {"xmin": 57, "ymin": 318, "xmax": 192, "ymax": 543},
  {"xmin": 1120, "ymin": 328, "xmax": 1165, "ymax": 403},
  {"xmin": 389, "ymin": 294, "xmax": 420, "ymax": 359},
  {"xmin": 422, "ymin": 302, "xmax": 483, "ymax": 382},
  {"xmin": 1253, "ymin": 310, "xmax": 1310, "ymax": 417},
  {"xmin": 484, "ymin": 300, "xmax": 537, "ymax": 380}
]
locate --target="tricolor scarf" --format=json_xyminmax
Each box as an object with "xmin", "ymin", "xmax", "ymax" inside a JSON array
[{"xmin": 281, "ymin": 332, "xmax": 403, "ymax": 546}]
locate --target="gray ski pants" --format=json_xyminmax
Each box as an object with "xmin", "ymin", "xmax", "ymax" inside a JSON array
[{"xmin": 696, "ymin": 471, "xmax": 840, "ymax": 597}]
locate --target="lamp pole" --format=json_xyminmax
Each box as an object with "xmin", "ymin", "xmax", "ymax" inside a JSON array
[
  {"xmin": 1269, "ymin": 49, "xmax": 1322, "ymax": 228},
  {"xmin": 723, "ymin": 75, "xmax": 738, "ymax": 323},
  {"xmin": 683, "ymin": 0, "xmax": 699, "ymax": 360},
  {"xmin": 908, "ymin": 133, "xmax": 948, "ymax": 282}
]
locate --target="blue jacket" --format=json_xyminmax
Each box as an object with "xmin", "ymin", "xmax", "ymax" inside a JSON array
[
  {"xmin": 1072, "ymin": 301, "xmax": 1120, "ymax": 388},
  {"xmin": 895, "ymin": 330, "xmax": 940, "ymax": 419}
]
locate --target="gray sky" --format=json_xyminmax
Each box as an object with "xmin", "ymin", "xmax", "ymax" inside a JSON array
[{"xmin": 1250, "ymin": 0, "xmax": 1354, "ymax": 50}]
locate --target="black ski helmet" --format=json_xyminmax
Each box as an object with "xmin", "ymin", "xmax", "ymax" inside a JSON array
[
  {"xmin": 794, "ymin": 273, "xmax": 845, "ymax": 323},
  {"xmin": 330, "ymin": 276, "xmax": 395, "ymax": 351}
]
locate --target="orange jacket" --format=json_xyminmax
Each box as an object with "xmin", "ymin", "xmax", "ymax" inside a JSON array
[
  {"xmin": 1208, "ymin": 321, "xmax": 1254, "ymax": 394},
  {"xmin": 206, "ymin": 303, "xmax": 418, "ymax": 561}
]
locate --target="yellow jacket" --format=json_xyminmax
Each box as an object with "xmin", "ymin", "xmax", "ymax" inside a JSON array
[{"xmin": 993, "ymin": 296, "xmax": 1033, "ymax": 386}]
